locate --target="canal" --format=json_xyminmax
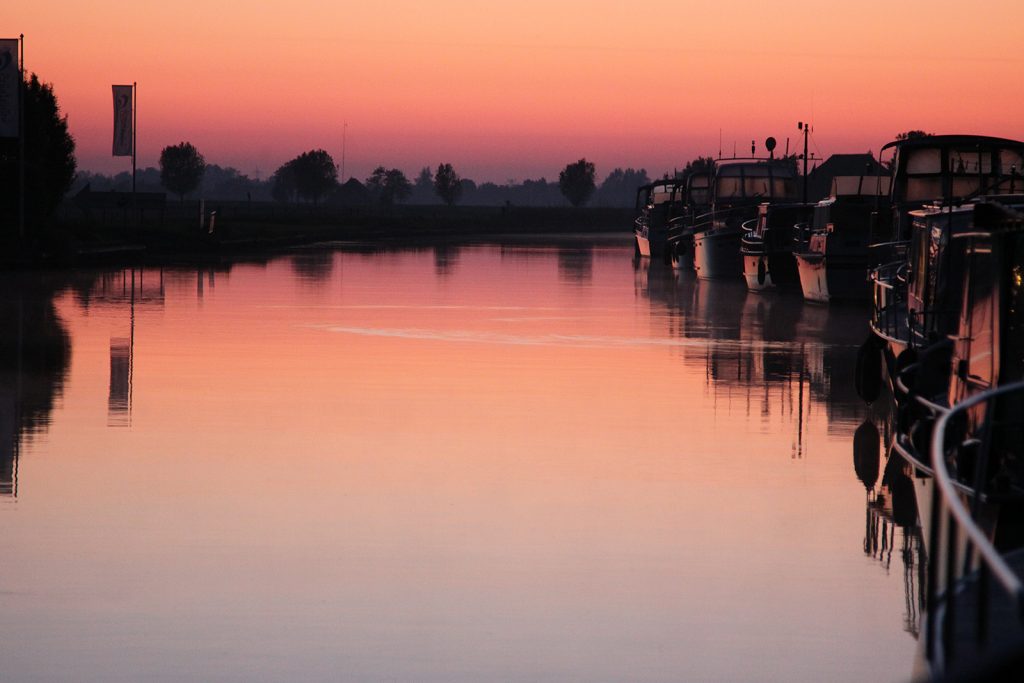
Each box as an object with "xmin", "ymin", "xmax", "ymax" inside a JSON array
[{"xmin": 1, "ymin": 240, "xmax": 917, "ymax": 681}]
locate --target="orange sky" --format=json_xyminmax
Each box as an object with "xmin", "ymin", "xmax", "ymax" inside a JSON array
[{"xmin": 10, "ymin": 1, "xmax": 1024, "ymax": 182}]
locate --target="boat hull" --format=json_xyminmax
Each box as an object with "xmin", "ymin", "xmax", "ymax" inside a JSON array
[
  {"xmin": 694, "ymin": 228, "xmax": 742, "ymax": 280},
  {"xmin": 795, "ymin": 252, "xmax": 870, "ymax": 303}
]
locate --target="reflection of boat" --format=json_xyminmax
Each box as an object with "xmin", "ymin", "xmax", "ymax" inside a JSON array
[
  {"xmin": 854, "ymin": 420, "xmax": 926, "ymax": 640},
  {"xmin": 794, "ymin": 175, "xmax": 891, "ymax": 303},
  {"xmin": 741, "ymin": 202, "xmax": 814, "ymax": 292},
  {"xmin": 634, "ymin": 179, "xmax": 684, "ymax": 261},
  {"xmin": 694, "ymin": 160, "xmax": 799, "ymax": 280}
]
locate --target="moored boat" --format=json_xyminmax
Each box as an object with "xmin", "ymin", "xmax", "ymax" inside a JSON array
[
  {"xmin": 634, "ymin": 179, "xmax": 685, "ymax": 262},
  {"xmin": 694, "ymin": 159, "xmax": 799, "ymax": 280},
  {"xmin": 794, "ymin": 175, "xmax": 891, "ymax": 303},
  {"xmin": 741, "ymin": 201, "xmax": 814, "ymax": 292}
]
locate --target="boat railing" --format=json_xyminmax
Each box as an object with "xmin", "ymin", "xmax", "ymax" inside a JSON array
[
  {"xmin": 870, "ymin": 258, "xmax": 908, "ymax": 342},
  {"xmin": 924, "ymin": 380, "xmax": 1024, "ymax": 677}
]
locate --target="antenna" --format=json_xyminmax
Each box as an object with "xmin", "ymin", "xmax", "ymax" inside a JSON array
[
  {"xmin": 751, "ymin": 140, "xmax": 755, "ymax": 156},
  {"xmin": 719, "ymin": 129, "xmax": 722, "ymax": 158}
]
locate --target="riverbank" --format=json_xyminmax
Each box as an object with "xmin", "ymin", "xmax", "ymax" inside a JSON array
[{"xmin": 2, "ymin": 201, "xmax": 634, "ymax": 269}]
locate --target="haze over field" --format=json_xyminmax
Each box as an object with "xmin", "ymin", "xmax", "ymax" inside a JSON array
[{"xmin": 10, "ymin": 1, "xmax": 1024, "ymax": 181}]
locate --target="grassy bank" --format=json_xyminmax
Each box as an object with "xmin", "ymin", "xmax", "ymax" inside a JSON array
[{"xmin": 4, "ymin": 201, "xmax": 634, "ymax": 268}]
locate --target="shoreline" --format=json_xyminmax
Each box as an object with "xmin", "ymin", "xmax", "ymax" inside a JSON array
[{"xmin": 2, "ymin": 203, "xmax": 635, "ymax": 270}]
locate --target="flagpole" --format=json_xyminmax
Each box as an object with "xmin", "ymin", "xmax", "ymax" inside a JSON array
[
  {"xmin": 132, "ymin": 81, "xmax": 137, "ymax": 196},
  {"xmin": 18, "ymin": 34, "xmax": 24, "ymax": 241}
]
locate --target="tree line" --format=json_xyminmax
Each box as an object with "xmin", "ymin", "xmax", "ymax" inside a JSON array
[
  {"xmin": 2, "ymin": 68, "xmax": 931, "ymax": 234},
  {"xmin": 75, "ymin": 145, "xmax": 656, "ymax": 209}
]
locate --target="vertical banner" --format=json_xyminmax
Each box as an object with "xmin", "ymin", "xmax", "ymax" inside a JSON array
[
  {"xmin": 0, "ymin": 39, "xmax": 19, "ymax": 138},
  {"xmin": 112, "ymin": 84, "xmax": 133, "ymax": 156}
]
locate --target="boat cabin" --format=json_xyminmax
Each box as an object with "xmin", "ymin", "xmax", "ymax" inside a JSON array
[
  {"xmin": 881, "ymin": 135, "xmax": 1024, "ymax": 241},
  {"xmin": 713, "ymin": 160, "xmax": 799, "ymax": 207}
]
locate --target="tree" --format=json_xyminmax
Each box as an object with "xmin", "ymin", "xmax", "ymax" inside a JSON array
[
  {"xmin": 290, "ymin": 149, "xmax": 337, "ymax": 205},
  {"xmin": 159, "ymin": 142, "xmax": 206, "ymax": 200},
  {"xmin": 895, "ymin": 130, "xmax": 931, "ymax": 141},
  {"xmin": 0, "ymin": 73, "xmax": 76, "ymax": 231},
  {"xmin": 412, "ymin": 166, "xmax": 434, "ymax": 203},
  {"xmin": 270, "ymin": 164, "xmax": 296, "ymax": 203},
  {"xmin": 433, "ymin": 163, "xmax": 463, "ymax": 206},
  {"xmin": 595, "ymin": 168, "xmax": 650, "ymax": 207},
  {"xmin": 365, "ymin": 166, "xmax": 412, "ymax": 206},
  {"xmin": 558, "ymin": 158, "xmax": 596, "ymax": 207},
  {"xmin": 680, "ymin": 156, "xmax": 716, "ymax": 179},
  {"xmin": 271, "ymin": 150, "xmax": 337, "ymax": 205}
]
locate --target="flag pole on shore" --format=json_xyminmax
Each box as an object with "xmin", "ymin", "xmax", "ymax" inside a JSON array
[
  {"xmin": 132, "ymin": 81, "xmax": 136, "ymax": 197},
  {"xmin": 17, "ymin": 34, "xmax": 24, "ymax": 240},
  {"xmin": 112, "ymin": 82, "xmax": 136, "ymax": 204}
]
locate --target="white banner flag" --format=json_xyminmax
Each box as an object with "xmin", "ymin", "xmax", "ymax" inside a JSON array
[
  {"xmin": 0, "ymin": 39, "xmax": 19, "ymax": 139},
  {"xmin": 112, "ymin": 84, "xmax": 133, "ymax": 156}
]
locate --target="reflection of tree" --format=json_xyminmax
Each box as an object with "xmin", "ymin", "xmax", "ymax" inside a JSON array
[
  {"xmin": 290, "ymin": 252, "xmax": 335, "ymax": 284},
  {"xmin": 0, "ymin": 278, "xmax": 72, "ymax": 496},
  {"xmin": 433, "ymin": 245, "xmax": 460, "ymax": 278},
  {"xmin": 557, "ymin": 246, "xmax": 593, "ymax": 284}
]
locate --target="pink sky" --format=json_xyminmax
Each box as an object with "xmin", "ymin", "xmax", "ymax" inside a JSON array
[{"xmin": 10, "ymin": 1, "xmax": 1024, "ymax": 182}]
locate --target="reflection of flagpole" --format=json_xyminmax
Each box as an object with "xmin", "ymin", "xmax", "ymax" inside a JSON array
[
  {"xmin": 17, "ymin": 34, "xmax": 24, "ymax": 240},
  {"xmin": 129, "ymin": 268, "xmax": 135, "ymax": 422},
  {"xmin": 14, "ymin": 294, "xmax": 23, "ymax": 497}
]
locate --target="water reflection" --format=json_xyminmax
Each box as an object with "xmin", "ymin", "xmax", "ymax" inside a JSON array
[
  {"xmin": 0, "ymin": 276, "xmax": 73, "ymax": 497},
  {"xmin": 1, "ymin": 248, "xmax": 917, "ymax": 682},
  {"xmin": 556, "ymin": 246, "xmax": 593, "ymax": 284},
  {"xmin": 433, "ymin": 245, "xmax": 460, "ymax": 277},
  {"xmin": 291, "ymin": 251, "xmax": 335, "ymax": 285}
]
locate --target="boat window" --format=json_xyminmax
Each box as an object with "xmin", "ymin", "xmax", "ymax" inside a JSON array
[
  {"xmin": 964, "ymin": 245, "xmax": 996, "ymax": 387},
  {"xmin": 951, "ymin": 177, "xmax": 983, "ymax": 198},
  {"xmin": 949, "ymin": 149, "xmax": 993, "ymax": 175},
  {"xmin": 689, "ymin": 188, "xmax": 709, "ymax": 205},
  {"xmin": 716, "ymin": 177, "xmax": 744, "ymax": 198},
  {"xmin": 905, "ymin": 177, "xmax": 944, "ymax": 201},
  {"xmin": 1001, "ymin": 149, "xmax": 1024, "ymax": 174},
  {"xmin": 904, "ymin": 148, "xmax": 942, "ymax": 174},
  {"xmin": 1004, "ymin": 240, "xmax": 1024, "ymax": 382},
  {"xmin": 744, "ymin": 177, "xmax": 771, "ymax": 198},
  {"xmin": 911, "ymin": 224, "xmax": 931, "ymax": 302}
]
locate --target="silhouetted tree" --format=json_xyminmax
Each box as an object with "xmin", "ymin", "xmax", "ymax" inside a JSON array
[
  {"xmin": 680, "ymin": 156, "xmax": 716, "ymax": 179},
  {"xmin": 289, "ymin": 149, "xmax": 337, "ymax": 205},
  {"xmin": 411, "ymin": 166, "xmax": 434, "ymax": 203},
  {"xmin": 270, "ymin": 164, "xmax": 296, "ymax": 203},
  {"xmin": 895, "ymin": 130, "xmax": 931, "ymax": 141},
  {"xmin": 595, "ymin": 168, "xmax": 649, "ymax": 207},
  {"xmin": 558, "ymin": 158, "xmax": 596, "ymax": 207},
  {"xmin": 434, "ymin": 163, "xmax": 463, "ymax": 206},
  {"xmin": 0, "ymin": 73, "xmax": 76, "ymax": 231},
  {"xmin": 365, "ymin": 166, "xmax": 412, "ymax": 206},
  {"xmin": 159, "ymin": 142, "xmax": 206, "ymax": 200}
]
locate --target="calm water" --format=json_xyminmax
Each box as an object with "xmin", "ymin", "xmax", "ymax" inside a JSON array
[{"xmin": 1, "ymin": 242, "xmax": 918, "ymax": 682}]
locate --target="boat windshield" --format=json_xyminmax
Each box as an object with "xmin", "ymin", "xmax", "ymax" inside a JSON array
[{"xmin": 899, "ymin": 144, "xmax": 1024, "ymax": 201}]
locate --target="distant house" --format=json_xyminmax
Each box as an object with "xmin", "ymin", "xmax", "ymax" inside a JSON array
[
  {"xmin": 805, "ymin": 154, "xmax": 888, "ymax": 202},
  {"xmin": 329, "ymin": 177, "xmax": 372, "ymax": 207}
]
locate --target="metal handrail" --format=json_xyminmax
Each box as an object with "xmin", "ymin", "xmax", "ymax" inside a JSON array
[{"xmin": 926, "ymin": 380, "xmax": 1024, "ymax": 673}]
